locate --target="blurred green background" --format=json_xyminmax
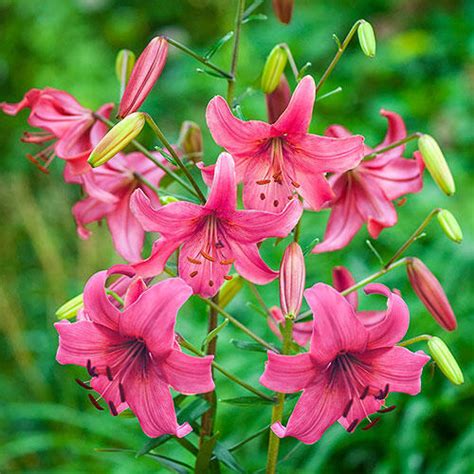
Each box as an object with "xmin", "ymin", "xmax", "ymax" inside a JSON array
[{"xmin": 0, "ymin": 0, "xmax": 472, "ymax": 472}]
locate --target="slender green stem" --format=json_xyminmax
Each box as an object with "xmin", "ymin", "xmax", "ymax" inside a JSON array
[
  {"xmin": 178, "ymin": 335, "xmax": 273, "ymax": 401},
  {"xmin": 176, "ymin": 437, "xmax": 199, "ymax": 456},
  {"xmin": 203, "ymin": 297, "xmax": 277, "ymax": 352},
  {"xmin": 315, "ymin": 86, "xmax": 343, "ymax": 102},
  {"xmin": 398, "ymin": 334, "xmax": 432, "ymax": 347},
  {"xmin": 93, "ymin": 112, "xmax": 197, "ymax": 197},
  {"xmin": 145, "ymin": 114, "xmax": 206, "ymax": 203},
  {"xmin": 133, "ymin": 172, "xmax": 161, "ymax": 196},
  {"xmin": 227, "ymin": 0, "xmax": 246, "ymax": 104},
  {"xmin": 229, "ymin": 424, "xmax": 270, "ymax": 452},
  {"xmin": 165, "ymin": 36, "xmax": 233, "ymax": 79},
  {"xmin": 384, "ymin": 208, "xmax": 441, "ymax": 268},
  {"xmin": 280, "ymin": 43, "xmax": 299, "ymax": 81},
  {"xmin": 266, "ymin": 317, "xmax": 294, "ymax": 473},
  {"xmin": 248, "ymin": 282, "xmax": 271, "ymax": 316},
  {"xmin": 363, "ymin": 133, "xmax": 421, "ymax": 161},
  {"xmin": 293, "ymin": 218, "xmax": 302, "ymax": 243},
  {"xmin": 316, "ymin": 20, "xmax": 363, "ymax": 93}
]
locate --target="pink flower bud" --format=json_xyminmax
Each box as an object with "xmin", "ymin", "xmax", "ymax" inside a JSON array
[
  {"xmin": 272, "ymin": 0, "xmax": 294, "ymax": 24},
  {"xmin": 266, "ymin": 74, "xmax": 291, "ymax": 124},
  {"xmin": 118, "ymin": 36, "xmax": 168, "ymax": 118},
  {"xmin": 406, "ymin": 258, "xmax": 457, "ymax": 331},
  {"xmin": 279, "ymin": 242, "xmax": 305, "ymax": 317}
]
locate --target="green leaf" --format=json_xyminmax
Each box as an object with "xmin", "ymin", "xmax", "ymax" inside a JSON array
[
  {"xmin": 242, "ymin": 13, "xmax": 267, "ymax": 24},
  {"xmin": 147, "ymin": 453, "xmax": 193, "ymax": 473},
  {"xmin": 204, "ymin": 31, "xmax": 234, "ymax": 59},
  {"xmin": 213, "ymin": 441, "xmax": 246, "ymax": 473},
  {"xmin": 201, "ymin": 319, "xmax": 229, "ymax": 350},
  {"xmin": 220, "ymin": 396, "xmax": 275, "ymax": 406},
  {"xmin": 303, "ymin": 237, "xmax": 319, "ymax": 255},
  {"xmin": 297, "ymin": 62, "xmax": 312, "ymax": 81},
  {"xmin": 245, "ymin": 302, "xmax": 267, "ymax": 318},
  {"xmin": 196, "ymin": 68, "xmax": 228, "ymax": 79},
  {"xmin": 230, "ymin": 339, "xmax": 267, "ymax": 353},
  {"xmin": 195, "ymin": 434, "xmax": 218, "ymax": 473}
]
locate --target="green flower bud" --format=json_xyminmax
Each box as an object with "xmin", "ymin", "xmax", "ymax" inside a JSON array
[
  {"xmin": 159, "ymin": 195, "xmax": 179, "ymax": 205},
  {"xmin": 437, "ymin": 209, "xmax": 463, "ymax": 243},
  {"xmin": 88, "ymin": 112, "xmax": 145, "ymax": 167},
  {"xmin": 428, "ymin": 336, "xmax": 464, "ymax": 385},
  {"xmin": 261, "ymin": 45, "xmax": 288, "ymax": 94},
  {"xmin": 178, "ymin": 121, "xmax": 203, "ymax": 163},
  {"xmin": 115, "ymin": 49, "xmax": 136, "ymax": 88},
  {"xmin": 418, "ymin": 134, "xmax": 456, "ymax": 196},
  {"xmin": 358, "ymin": 21, "xmax": 376, "ymax": 58},
  {"xmin": 55, "ymin": 293, "xmax": 83, "ymax": 320}
]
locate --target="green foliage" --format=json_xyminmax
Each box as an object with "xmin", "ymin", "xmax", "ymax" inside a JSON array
[{"xmin": 0, "ymin": 0, "xmax": 472, "ymax": 472}]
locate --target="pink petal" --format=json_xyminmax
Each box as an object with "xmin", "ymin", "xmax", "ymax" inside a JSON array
[
  {"xmin": 260, "ymin": 352, "xmax": 315, "ymax": 393},
  {"xmin": 206, "ymin": 96, "xmax": 270, "ymax": 158},
  {"xmin": 197, "ymin": 161, "xmax": 215, "ymax": 188},
  {"xmin": 324, "ymin": 124, "xmax": 353, "ymax": 139},
  {"xmin": 132, "ymin": 238, "xmax": 178, "ymax": 278},
  {"xmin": 90, "ymin": 375, "xmax": 128, "ymax": 414},
  {"xmin": 231, "ymin": 241, "xmax": 278, "ymax": 285},
  {"xmin": 162, "ymin": 349, "xmax": 214, "ymax": 394},
  {"xmin": 292, "ymin": 321, "xmax": 313, "ymax": 347},
  {"xmin": 83, "ymin": 271, "xmax": 121, "ymax": 330},
  {"xmin": 357, "ymin": 346, "xmax": 430, "ymax": 395},
  {"xmin": 106, "ymin": 190, "xmax": 145, "ymax": 262},
  {"xmin": 293, "ymin": 169, "xmax": 334, "ymax": 211},
  {"xmin": 72, "ymin": 197, "xmax": 114, "ymax": 239},
  {"xmin": 272, "ymin": 75, "xmax": 315, "ymax": 135},
  {"xmin": 204, "ymin": 153, "xmax": 237, "ymax": 211},
  {"xmin": 376, "ymin": 109, "xmax": 407, "ymax": 160},
  {"xmin": 0, "ymin": 88, "xmax": 42, "ymax": 115},
  {"xmin": 362, "ymin": 284, "xmax": 410, "ymax": 349},
  {"xmin": 332, "ymin": 266, "xmax": 358, "ymax": 309},
  {"xmin": 90, "ymin": 103, "xmax": 115, "ymax": 147},
  {"xmin": 272, "ymin": 371, "xmax": 347, "ymax": 444},
  {"xmin": 124, "ymin": 362, "xmax": 191, "ymax": 438},
  {"xmin": 119, "ymin": 278, "xmax": 192, "ymax": 354},
  {"xmin": 123, "ymin": 278, "xmax": 148, "ymax": 308},
  {"xmin": 305, "ymin": 284, "xmax": 368, "ymax": 365},
  {"xmin": 267, "ymin": 306, "xmax": 285, "ymax": 340}
]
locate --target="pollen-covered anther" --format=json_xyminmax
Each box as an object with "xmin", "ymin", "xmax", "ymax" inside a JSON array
[
  {"xmin": 75, "ymin": 378, "xmax": 92, "ymax": 390},
  {"xmin": 88, "ymin": 394, "xmax": 104, "ymax": 411},
  {"xmin": 209, "ymin": 280, "xmax": 214, "ymax": 287},
  {"xmin": 291, "ymin": 180, "xmax": 300, "ymax": 188},
  {"xmin": 347, "ymin": 419, "xmax": 359, "ymax": 433},
  {"xmin": 119, "ymin": 383, "xmax": 126, "ymax": 403},
  {"xmin": 375, "ymin": 383, "xmax": 390, "ymax": 400},
  {"xmin": 378, "ymin": 405, "xmax": 396, "ymax": 414},
  {"xmin": 362, "ymin": 416, "xmax": 381, "ymax": 431},
  {"xmin": 187, "ymin": 256, "xmax": 202, "ymax": 265},
  {"xmin": 200, "ymin": 250, "xmax": 216, "ymax": 262},
  {"xmin": 273, "ymin": 199, "xmax": 279, "ymax": 207},
  {"xmin": 108, "ymin": 401, "xmax": 118, "ymax": 416},
  {"xmin": 86, "ymin": 359, "xmax": 98, "ymax": 377},
  {"xmin": 256, "ymin": 179, "xmax": 271, "ymax": 185},
  {"xmin": 220, "ymin": 258, "xmax": 235, "ymax": 265},
  {"xmin": 224, "ymin": 275, "xmax": 233, "ymax": 281},
  {"xmin": 190, "ymin": 271, "xmax": 198, "ymax": 278},
  {"xmin": 342, "ymin": 399, "xmax": 354, "ymax": 418},
  {"xmin": 260, "ymin": 193, "xmax": 266, "ymax": 200},
  {"xmin": 360, "ymin": 385, "xmax": 370, "ymax": 400},
  {"xmin": 106, "ymin": 366, "xmax": 113, "ymax": 381}
]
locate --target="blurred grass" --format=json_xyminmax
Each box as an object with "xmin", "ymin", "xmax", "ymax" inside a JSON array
[{"xmin": 0, "ymin": 0, "xmax": 473, "ymax": 472}]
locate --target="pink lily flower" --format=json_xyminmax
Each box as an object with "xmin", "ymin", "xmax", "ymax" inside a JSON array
[
  {"xmin": 1, "ymin": 87, "xmax": 113, "ymax": 175},
  {"xmin": 70, "ymin": 151, "xmax": 166, "ymax": 262},
  {"xmin": 205, "ymin": 75, "xmax": 364, "ymax": 212},
  {"xmin": 55, "ymin": 268, "xmax": 214, "ymax": 438},
  {"xmin": 313, "ymin": 110, "xmax": 424, "ymax": 253},
  {"xmin": 130, "ymin": 153, "xmax": 302, "ymax": 298},
  {"xmin": 268, "ymin": 306, "xmax": 313, "ymax": 347},
  {"xmin": 260, "ymin": 282, "xmax": 430, "ymax": 444}
]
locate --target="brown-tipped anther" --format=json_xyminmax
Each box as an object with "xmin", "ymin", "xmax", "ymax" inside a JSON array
[
  {"xmin": 360, "ymin": 386, "xmax": 370, "ymax": 400},
  {"xmin": 86, "ymin": 359, "xmax": 97, "ymax": 377},
  {"xmin": 215, "ymin": 241, "xmax": 225, "ymax": 249},
  {"xmin": 378, "ymin": 405, "xmax": 397, "ymax": 414},
  {"xmin": 209, "ymin": 280, "xmax": 214, "ymax": 287},
  {"xmin": 190, "ymin": 271, "xmax": 198, "ymax": 278},
  {"xmin": 109, "ymin": 401, "xmax": 118, "ymax": 416},
  {"xmin": 273, "ymin": 200, "xmax": 279, "ymax": 207},
  {"xmin": 119, "ymin": 383, "xmax": 126, "ymax": 403},
  {"xmin": 26, "ymin": 154, "xmax": 50, "ymax": 174},
  {"xmin": 256, "ymin": 179, "xmax": 271, "ymax": 185},
  {"xmin": 342, "ymin": 399, "xmax": 354, "ymax": 418},
  {"xmin": 383, "ymin": 384, "xmax": 389, "ymax": 398},
  {"xmin": 291, "ymin": 180, "xmax": 300, "ymax": 188},
  {"xmin": 220, "ymin": 258, "xmax": 235, "ymax": 265},
  {"xmin": 397, "ymin": 197, "xmax": 407, "ymax": 207},
  {"xmin": 287, "ymin": 195, "xmax": 293, "ymax": 200},
  {"xmin": 362, "ymin": 416, "xmax": 381, "ymax": 431},
  {"xmin": 187, "ymin": 256, "xmax": 202, "ymax": 265},
  {"xmin": 224, "ymin": 275, "xmax": 233, "ymax": 281},
  {"xmin": 106, "ymin": 366, "xmax": 113, "ymax": 381},
  {"xmin": 75, "ymin": 378, "xmax": 92, "ymax": 390},
  {"xmin": 347, "ymin": 419, "xmax": 359, "ymax": 433},
  {"xmin": 260, "ymin": 193, "xmax": 266, "ymax": 200},
  {"xmin": 88, "ymin": 394, "xmax": 104, "ymax": 411},
  {"xmin": 200, "ymin": 250, "xmax": 216, "ymax": 262}
]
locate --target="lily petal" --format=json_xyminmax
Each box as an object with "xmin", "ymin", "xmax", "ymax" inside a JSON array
[
  {"xmin": 332, "ymin": 266, "xmax": 358, "ymax": 309},
  {"xmin": 205, "ymin": 153, "xmax": 237, "ymax": 211}
]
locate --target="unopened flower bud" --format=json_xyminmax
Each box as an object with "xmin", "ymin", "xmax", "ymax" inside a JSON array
[
  {"xmin": 427, "ymin": 336, "xmax": 464, "ymax": 385},
  {"xmin": 55, "ymin": 293, "xmax": 83, "ymax": 320},
  {"xmin": 437, "ymin": 209, "xmax": 463, "ymax": 243},
  {"xmin": 88, "ymin": 112, "xmax": 145, "ymax": 167},
  {"xmin": 279, "ymin": 242, "xmax": 305, "ymax": 317},
  {"xmin": 159, "ymin": 195, "xmax": 179, "ymax": 205},
  {"xmin": 261, "ymin": 44, "xmax": 288, "ymax": 94},
  {"xmin": 406, "ymin": 258, "xmax": 457, "ymax": 331},
  {"xmin": 266, "ymin": 74, "xmax": 291, "ymax": 124},
  {"xmin": 115, "ymin": 49, "xmax": 136, "ymax": 89},
  {"xmin": 357, "ymin": 20, "xmax": 376, "ymax": 58},
  {"xmin": 118, "ymin": 36, "xmax": 168, "ymax": 118},
  {"xmin": 178, "ymin": 121, "xmax": 203, "ymax": 162},
  {"xmin": 272, "ymin": 0, "xmax": 294, "ymax": 24},
  {"xmin": 418, "ymin": 134, "xmax": 455, "ymax": 196}
]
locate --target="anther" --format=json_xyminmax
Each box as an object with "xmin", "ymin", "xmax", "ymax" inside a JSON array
[
  {"xmin": 397, "ymin": 197, "xmax": 407, "ymax": 207},
  {"xmin": 86, "ymin": 360, "xmax": 97, "ymax": 377},
  {"xmin": 342, "ymin": 399, "xmax": 354, "ymax": 418},
  {"xmin": 287, "ymin": 195, "xmax": 293, "ymax": 200},
  {"xmin": 273, "ymin": 200, "xmax": 279, "ymax": 207},
  {"xmin": 26, "ymin": 154, "xmax": 49, "ymax": 174},
  {"xmin": 220, "ymin": 258, "xmax": 235, "ymax": 265},
  {"xmin": 200, "ymin": 250, "xmax": 216, "ymax": 262},
  {"xmin": 224, "ymin": 275, "xmax": 233, "ymax": 281},
  {"xmin": 260, "ymin": 193, "xmax": 266, "ymax": 200},
  {"xmin": 383, "ymin": 384, "xmax": 390, "ymax": 398},
  {"xmin": 362, "ymin": 416, "xmax": 381, "ymax": 431},
  {"xmin": 291, "ymin": 180, "xmax": 300, "ymax": 188},
  {"xmin": 88, "ymin": 394, "xmax": 104, "ymax": 411},
  {"xmin": 106, "ymin": 366, "xmax": 113, "ymax": 382},
  {"xmin": 209, "ymin": 280, "xmax": 214, "ymax": 287},
  {"xmin": 119, "ymin": 383, "xmax": 126, "ymax": 403},
  {"xmin": 190, "ymin": 271, "xmax": 198, "ymax": 278},
  {"xmin": 360, "ymin": 386, "xmax": 370, "ymax": 400},
  {"xmin": 256, "ymin": 179, "xmax": 271, "ymax": 185},
  {"xmin": 347, "ymin": 419, "xmax": 359, "ymax": 433},
  {"xmin": 272, "ymin": 171, "xmax": 282, "ymax": 179},
  {"xmin": 378, "ymin": 405, "xmax": 396, "ymax": 414},
  {"xmin": 75, "ymin": 378, "xmax": 92, "ymax": 390},
  {"xmin": 109, "ymin": 401, "xmax": 118, "ymax": 416},
  {"xmin": 187, "ymin": 256, "xmax": 202, "ymax": 265},
  {"xmin": 215, "ymin": 241, "xmax": 224, "ymax": 249}
]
